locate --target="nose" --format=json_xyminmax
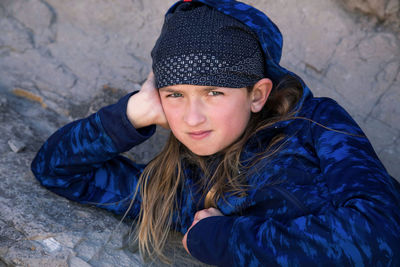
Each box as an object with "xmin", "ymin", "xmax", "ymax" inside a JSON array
[{"xmin": 183, "ymin": 98, "xmax": 206, "ymax": 127}]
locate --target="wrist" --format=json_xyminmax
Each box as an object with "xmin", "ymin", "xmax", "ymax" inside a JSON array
[
  {"xmin": 98, "ymin": 92, "xmax": 156, "ymax": 152},
  {"xmin": 187, "ymin": 216, "xmax": 236, "ymax": 266}
]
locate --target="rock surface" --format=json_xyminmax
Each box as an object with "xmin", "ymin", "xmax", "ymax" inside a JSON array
[
  {"xmin": 0, "ymin": 0, "xmax": 399, "ymax": 266},
  {"xmin": 339, "ymin": 0, "xmax": 400, "ymax": 31}
]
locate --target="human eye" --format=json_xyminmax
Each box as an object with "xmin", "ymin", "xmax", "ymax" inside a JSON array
[
  {"xmin": 167, "ymin": 92, "xmax": 183, "ymax": 98},
  {"xmin": 208, "ymin": 91, "xmax": 224, "ymax": 96}
]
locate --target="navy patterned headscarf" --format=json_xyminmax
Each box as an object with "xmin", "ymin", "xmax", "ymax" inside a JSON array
[
  {"xmin": 152, "ymin": 0, "xmax": 303, "ymax": 89},
  {"xmin": 152, "ymin": 2, "xmax": 264, "ymax": 88}
]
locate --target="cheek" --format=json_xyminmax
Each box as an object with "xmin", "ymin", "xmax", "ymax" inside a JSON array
[
  {"xmin": 227, "ymin": 111, "xmax": 250, "ymax": 134},
  {"xmin": 214, "ymin": 101, "xmax": 251, "ymax": 135},
  {"xmin": 162, "ymin": 103, "xmax": 181, "ymax": 128}
]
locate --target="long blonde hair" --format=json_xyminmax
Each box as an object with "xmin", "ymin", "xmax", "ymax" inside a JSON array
[{"xmin": 131, "ymin": 75, "xmax": 304, "ymax": 262}]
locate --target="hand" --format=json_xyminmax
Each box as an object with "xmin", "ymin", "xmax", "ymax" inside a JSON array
[
  {"xmin": 126, "ymin": 72, "xmax": 169, "ymax": 129},
  {"xmin": 182, "ymin": 208, "xmax": 224, "ymax": 254}
]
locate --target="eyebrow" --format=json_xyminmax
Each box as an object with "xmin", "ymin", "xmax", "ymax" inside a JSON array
[
  {"xmin": 159, "ymin": 86, "xmax": 219, "ymax": 92},
  {"xmin": 158, "ymin": 88, "xmax": 177, "ymax": 92}
]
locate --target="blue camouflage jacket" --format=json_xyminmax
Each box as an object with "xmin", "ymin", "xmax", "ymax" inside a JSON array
[{"xmin": 31, "ymin": 0, "xmax": 400, "ymax": 266}]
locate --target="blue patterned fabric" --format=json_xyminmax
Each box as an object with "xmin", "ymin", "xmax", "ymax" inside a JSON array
[{"xmin": 31, "ymin": 0, "xmax": 400, "ymax": 266}]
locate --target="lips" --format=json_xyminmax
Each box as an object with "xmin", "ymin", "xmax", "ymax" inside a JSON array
[{"xmin": 188, "ymin": 130, "xmax": 211, "ymax": 140}]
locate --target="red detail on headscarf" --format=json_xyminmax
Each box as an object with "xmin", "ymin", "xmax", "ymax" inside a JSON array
[{"xmin": 183, "ymin": 0, "xmax": 192, "ymax": 2}]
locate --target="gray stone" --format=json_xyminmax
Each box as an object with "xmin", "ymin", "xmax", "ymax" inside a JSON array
[
  {"xmin": 7, "ymin": 0, "xmax": 56, "ymax": 47},
  {"xmin": 370, "ymin": 71, "xmax": 400, "ymax": 132},
  {"xmin": 0, "ymin": 97, "xmax": 6, "ymax": 107},
  {"xmin": 7, "ymin": 139, "xmax": 25, "ymax": 153},
  {"xmin": 69, "ymin": 256, "xmax": 92, "ymax": 267},
  {"xmin": 339, "ymin": 0, "xmax": 400, "ymax": 31}
]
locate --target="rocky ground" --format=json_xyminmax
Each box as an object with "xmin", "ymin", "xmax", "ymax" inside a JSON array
[{"xmin": 0, "ymin": 0, "xmax": 399, "ymax": 266}]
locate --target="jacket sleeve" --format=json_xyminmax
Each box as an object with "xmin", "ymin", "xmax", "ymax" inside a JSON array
[
  {"xmin": 31, "ymin": 92, "xmax": 156, "ymax": 217},
  {"xmin": 187, "ymin": 98, "xmax": 400, "ymax": 266}
]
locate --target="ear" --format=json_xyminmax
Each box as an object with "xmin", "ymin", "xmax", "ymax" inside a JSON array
[{"xmin": 249, "ymin": 78, "xmax": 273, "ymax": 113}]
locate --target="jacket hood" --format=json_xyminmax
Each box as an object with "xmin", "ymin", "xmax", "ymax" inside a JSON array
[{"xmin": 165, "ymin": 0, "xmax": 313, "ymax": 115}]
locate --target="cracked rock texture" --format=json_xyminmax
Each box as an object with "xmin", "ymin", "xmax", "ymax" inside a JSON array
[
  {"xmin": 340, "ymin": 0, "xmax": 400, "ymax": 31},
  {"xmin": 0, "ymin": 0, "xmax": 399, "ymax": 266}
]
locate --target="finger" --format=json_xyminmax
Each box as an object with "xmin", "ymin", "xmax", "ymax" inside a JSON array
[
  {"xmin": 194, "ymin": 208, "xmax": 222, "ymax": 222},
  {"xmin": 141, "ymin": 72, "xmax": 156, "ymax": 91},
  {"xmin": 147, "ymin": 71, "xmax": 155, "ymax": 84},
  {"xmin": 207, "ymin": 207, "xmax": 223, "ymax": 216},
  {"xmin": 182, "ymin": 232, "xmax": 190, "ymax": 254},
  {"xmin": 194, "ymin": 210, "xmax": 209, "ymax": 221},
  {"xmin": 194, "ymin": 211, "xmax": 201, "ymax": 221},
  {"xmin": 190, "ymin": 218, "xmax": 199, "ymax": 228}
]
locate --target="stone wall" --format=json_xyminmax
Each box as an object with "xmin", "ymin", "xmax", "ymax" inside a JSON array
[
  {"xmin": 340, "ymin": 0, "xmax": 400, "ymax": 31},
  {"xmin": 0, "ymin": 0, "xmax": 399, "ymax": 266}
]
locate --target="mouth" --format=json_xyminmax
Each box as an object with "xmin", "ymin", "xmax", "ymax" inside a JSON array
[{"xmin": 188, "ymin": 130, "xmax": 212, "ymax": 140}]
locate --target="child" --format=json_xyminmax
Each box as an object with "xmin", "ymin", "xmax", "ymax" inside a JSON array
[{"xmin": 31, "ymin": 0, "xmax": 400, "ymax": 266}]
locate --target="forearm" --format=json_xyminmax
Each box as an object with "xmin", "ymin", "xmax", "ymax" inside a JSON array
[
  {"xmin": 31, "ymin": 93, "xmax": 154, "ymax": 178},
  {"xmin": 30, "ymin": 92, "xmax": 156, "ymax": 215},
  {"xmin": 187, "ymin": 203, "xmax": 400, "ymax": 266}
]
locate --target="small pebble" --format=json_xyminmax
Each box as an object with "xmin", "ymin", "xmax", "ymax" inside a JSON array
[
  {"xmin": 41, "ymin": 237, "xmax": 61, "ymax": 253},
  {"xmin": 8, "ymin": 139, "xmax": 26, "ymax": 153},
  {"xmin": 0, "ymin": 97, "xmax": 7, "ymax": 107}
]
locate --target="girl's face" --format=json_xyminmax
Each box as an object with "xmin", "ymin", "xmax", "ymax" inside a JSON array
[{"xmin": 159, "ymin": 84, "xmax": 254, "ymax": 156}]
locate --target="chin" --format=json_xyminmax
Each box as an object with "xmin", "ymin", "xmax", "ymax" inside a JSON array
[
  {"xmin": 193, "ymin": 151, "xmax": 215, "ymax": 157},
  {"xmin": 189, "ymin": 149, "xmax": 214, "ymax": 156},
  {"xmin": 187, "ymin": 146, "xmax": 219, "ymax": 157}
]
